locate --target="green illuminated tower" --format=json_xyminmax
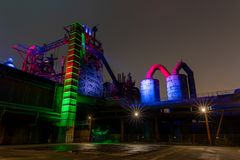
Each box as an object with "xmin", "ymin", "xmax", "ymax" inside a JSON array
[{"xmin": 58, "ymin": 22, "xmax": 85, "ymax": 142}]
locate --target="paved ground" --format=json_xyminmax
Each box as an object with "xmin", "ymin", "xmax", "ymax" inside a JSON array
[{"xmin": 0, "ymin": 143, "xmax": 240, "ymax": 160}]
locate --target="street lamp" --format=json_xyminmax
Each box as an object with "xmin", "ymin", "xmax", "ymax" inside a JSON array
[
  {"xmin": 87, "ymin": 114, "xmax": 93, "ymax": 142},
  {"xmin": 200, "ymin": 107, "xmax": 206, "ymax": 113},
  {"xmin": 88, "ymin": 115, "xmax": 92, "ymax": 120},
  {"xmin": 134, "ymin": 111, "xmax": 139, "ymax": 117},
  {"xmin": 199, "ymin": 105, "xmax": 212, "ymax": 145}
]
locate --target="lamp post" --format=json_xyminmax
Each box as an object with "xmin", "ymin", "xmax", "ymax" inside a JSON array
[
  {"xmin": 200, "ymin": 106, "xmax": 212, "ymax": 145},
  {"xmin": 216, "ymin": 110, "xmax": 224, "ymax": 139},
  {"xmin": 88, "ymin": 115, "xmax": 92, "ymax": 142}
]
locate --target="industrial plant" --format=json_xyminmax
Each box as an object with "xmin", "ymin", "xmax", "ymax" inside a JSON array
[{"xmin": 0, "ymin": 22, "xmax": 240, "ymax": 146}]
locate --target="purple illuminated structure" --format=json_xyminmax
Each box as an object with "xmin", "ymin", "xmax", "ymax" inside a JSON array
[
  {"xmin": 141, "ymin": 61, "xmax": 196, "ymax": 103},
  {"xmin": 141, "ymin": 78, "xmax": 160, "ymax": 104},
  {"xmin": 171, "ymin": 61, "xmax": 196, "ymax": 99},
  {"xmin": 141, "ymin": 64, "xmax": 170, "ymax": 103},
  {"xmin": 12, "ymin": 36, "xmax": 68, "ymax": 82}
]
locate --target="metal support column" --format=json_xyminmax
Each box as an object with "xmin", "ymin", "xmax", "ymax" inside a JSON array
[
  {"xmin": 120, "ymin": 119, "xmax": 124, "ymax": 142},
  {"xmin": 204, "ymin": 112, "xmax": 212, "ymax": 145},
  {"xmin": 216, "ymin": 110, "xmax": 224, "ymax": 139},
  {"xmin": 155, "ymin": 117, "xmax": 160, "ymax": 141},
  {"xmin": 88, "ymin": 116, "xmax": 93, "ymax": 142}
]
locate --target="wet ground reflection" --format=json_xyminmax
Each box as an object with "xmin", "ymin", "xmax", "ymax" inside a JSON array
[
  {"xmin": 3, "ymin": 144, "xmax": 239, "ymax": 160},
  {"xmin": 43, "ymin": 143, "xmax": 164, "ymax": 155}
]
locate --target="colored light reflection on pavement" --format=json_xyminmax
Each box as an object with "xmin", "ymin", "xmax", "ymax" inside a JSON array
[{"xmin": 0, "ymin": 144, "xmax": 240, "ymax": 160}]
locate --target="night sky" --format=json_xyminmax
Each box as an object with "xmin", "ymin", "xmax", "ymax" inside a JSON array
[{"xmin": 1, "ymin": 0, "xmax": 240, "ymax": 96}]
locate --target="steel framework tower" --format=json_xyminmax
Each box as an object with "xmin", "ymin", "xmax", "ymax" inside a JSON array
[
  {"xmin": 12, "ymin": 22, "xmax": 120, "ymax": 142},
  {"xmin": 58, "ymin": 22, "xmax": 85, "ymax": 142}
]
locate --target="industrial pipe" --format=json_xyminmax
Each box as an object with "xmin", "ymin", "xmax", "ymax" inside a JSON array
[
  {"xmin": 172, "ymin": 61, "xmax": 197, "ymax": 98},
  {"xmin": 146, "ymin": 64, "xmax": 170, "ymax": 79}
]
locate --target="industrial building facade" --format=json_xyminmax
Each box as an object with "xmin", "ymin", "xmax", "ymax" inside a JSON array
[
  {"xmin": 1, "ymin": 63, "xmax": 240, "ymax": 145},
  {"xmin": 1, "ymin": 22, "xmax": 240, "ymax": 146}
]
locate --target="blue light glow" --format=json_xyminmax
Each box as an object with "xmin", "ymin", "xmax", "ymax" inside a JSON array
[
  {"xmin": 140, "ymin": 79, "xmax": 160, "ymax": 104},
  {"xmin": 166, "ymin": 74, "xmax": 189, "ymax": 100},
  {"xmin": 4, "ymin": 57, "xmax": 16, "ymax": 68},
  {"xmin": 78, "ymin": 65, "xmax": 103, "ymax": 97},
  {"xmin": 82, "ymin": 25, "xmax": 92, "ymax": 36},
  {"xmin": 85, "ymin": 27, "xmax": 88, "ymax": 34}
]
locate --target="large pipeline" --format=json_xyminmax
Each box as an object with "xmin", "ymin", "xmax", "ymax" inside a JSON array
[
  {"xmin": 172, "ymin": 61, "xmax": 197, "ymax": 98},
  {"xmin": 141, "ymin": 61, "xmax": 197, "ymax": 103},
  {"xmin": 146, "ymin": 64, "xmax": 170, "ymax": 79}
]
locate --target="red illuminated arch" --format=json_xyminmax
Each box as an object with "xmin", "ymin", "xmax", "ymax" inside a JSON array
[{"xmin": 146, "ymin": 64, "xmax": 170, "ymax": 79}]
